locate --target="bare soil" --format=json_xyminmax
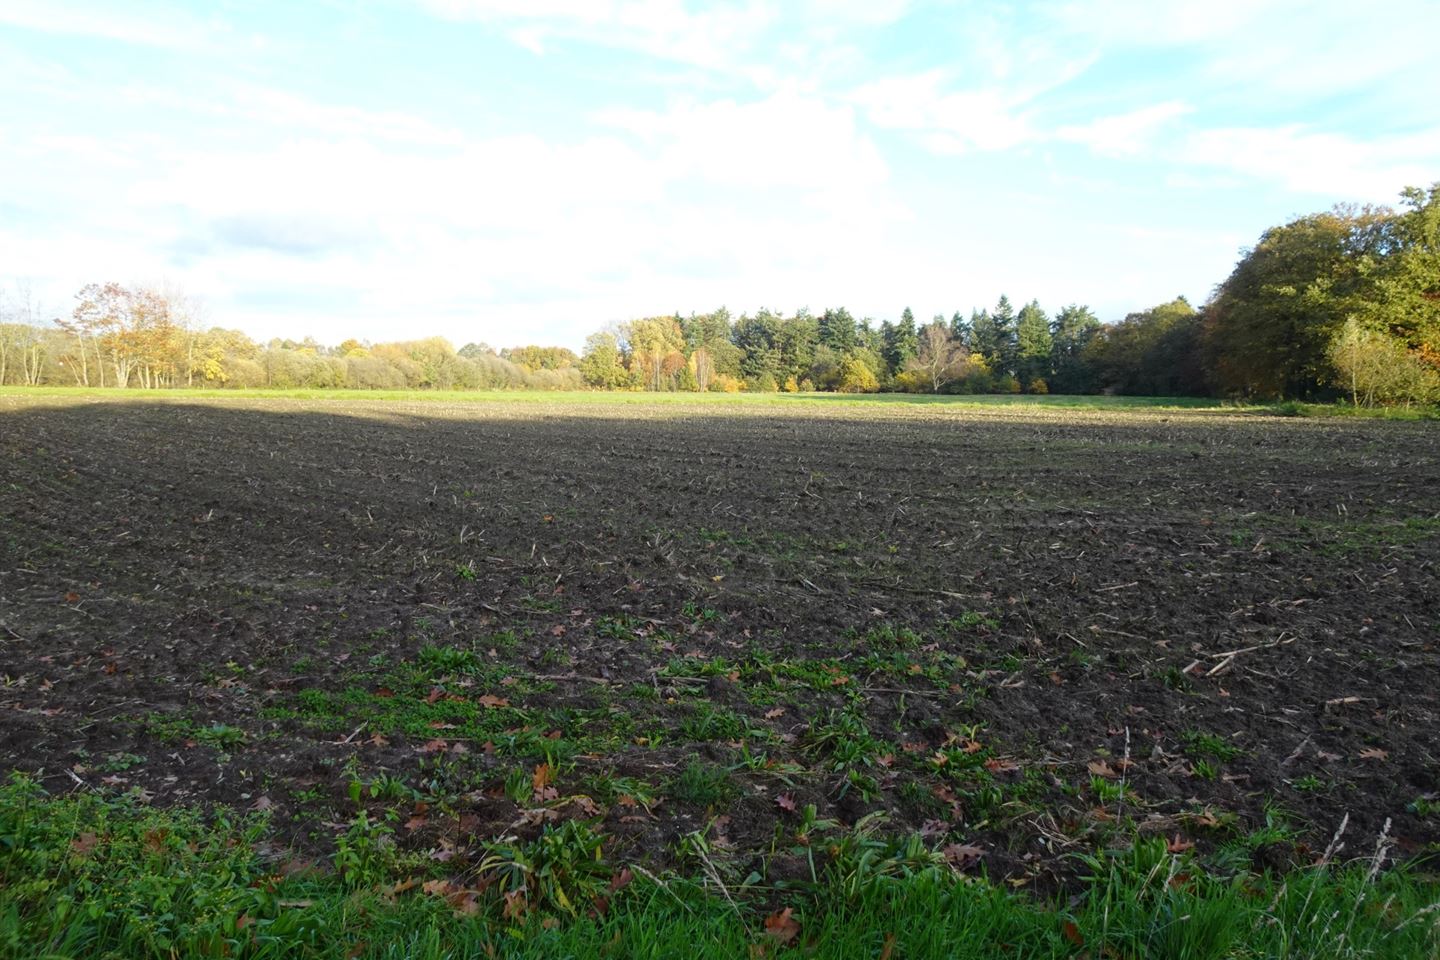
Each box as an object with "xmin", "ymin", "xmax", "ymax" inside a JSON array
[{"xmin": 2, "ymin": 395, "xmax": 1436, "ymax": 888}]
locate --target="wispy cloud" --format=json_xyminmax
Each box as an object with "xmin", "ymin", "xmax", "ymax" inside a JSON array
[
  {"xmin": 850, "ymin": 72, "xmax": 1040, "ymax": 154},
  {"xmin": 3, "ymin": 0, "xmax": 1438, "ymax": 348},
  {"xmin": 1056, "ymin": 101, "xmax": 1192, "ymax": 158},
  {"xmin": 1182, "ymin": 126, "xmax": 1440, "ymax": 201},
  {"xmin": 0, "ymin": 0, "xmax": 223, "ymax": 49},
  {"xmin": 417, "ymin": 0, "xmax": 778, "ymax": 71}
]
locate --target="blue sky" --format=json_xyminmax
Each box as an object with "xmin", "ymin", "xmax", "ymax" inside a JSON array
[{"xmin": 2, "ymin": 0, "xmax": 1437, "ymax": 350}]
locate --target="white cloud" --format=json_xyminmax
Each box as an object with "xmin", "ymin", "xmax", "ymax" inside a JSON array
[
  {"xmin": 851, "ymin": 72, "xmax": 1037, "ymax": 153},
  {"xmin": 1056, "ymin": 101, "xmax": 1191, "ymax": 157},
  {"xmin": 1182, "ymin": 125, "xmax": 1440, "ymax": 201},
  {"xmin": 7, "ymin": 0, "xmax": 1438, "ymax": 350},
  {"xmin": 5, "ymin": 79, "xmax": 912, "ymax": 347},
  {"xmin": 1045, "ymin": 0, "xmax": 1437, "ymax": 101},
  {"xmin": 0, "ymin": 0, "xmax": 223, "ymax": 49},
  {"xmin": 1042, "ymin": 0, "xmax": 1286, "ymax": 46},
  {"xmin": 418, "ymin": 0, "xmax": 779, "ymax": 70},
  {"xmin": 594, "ymin": 90, "xmax": 889, "ymax": 195}
]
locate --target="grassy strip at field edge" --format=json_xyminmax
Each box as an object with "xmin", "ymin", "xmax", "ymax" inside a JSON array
[{"xmin": 1, "ymin": 775, "xmax": 1436, "ymax": 960}]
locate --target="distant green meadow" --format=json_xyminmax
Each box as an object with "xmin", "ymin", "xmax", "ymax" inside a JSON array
[{"xmin": 5, "ymin": 385, "xmax": 1434, "ymax": 419}]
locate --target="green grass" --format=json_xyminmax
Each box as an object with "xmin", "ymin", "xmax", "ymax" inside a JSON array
[
  {"xmin": 0, "ymin": 384, "xmax": 1229, "ymax": 411},
  {"xmin": 1, "ymin": 774, "xmax": 1436, "ymax": 959},
  {"xmin": 8, "ymin": 384, "xmax": 1434, "ymax": 419}
]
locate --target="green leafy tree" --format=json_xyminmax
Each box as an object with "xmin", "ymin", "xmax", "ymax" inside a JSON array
[
  {"xmin": 1204, "ymin": 205, "xmax": 1394, "ymax": 398},
  {"xmin": 818, "ymin": 308, "xmax": 858, "ymax": 352},
  {"xmin": 991, "ymin": 296, "xmax": 1018, "ymax": 377},
  {"xmin": 948, "ymin": 311, "xmax": 970, "ymax": 349},
  {"xmin": 967, "ymin": 308, "xmax": 997, "ymax": 366},
  {"xmin": 1049, "ymin": 304, "xmax": 1101, "ymax": 393},
  {"xmin": 836, "ymin": 353, "xmax": 879, "ymax": 392},
  {"xmin": 502, "ymin": 345, "xmax": 578, "ymax": 371},
  {"xmin": 1364, "ymin": 184, "xmax": 1440, "ymax": 359},
  {"xmin": 1329, "ymin": 316, "xmax": 1439, "ymax": 407},
  {"xmin": 623, "ymin": 316, "xmax": 687, "ymax": 390},
  {"xmin": 1088, "ymin": 298, "xmax": 1206, "ymax": 395},
  {"xmin": 883, "ymin": 308, "xmax": 919, "ymax": 375},
  {"xmin": 1015, "ymin": 299, "xmax": 1052, "ymax": 387},
  {"xmin": 579, "ymin": 331, "xmax": 628, "ymax": 389}
]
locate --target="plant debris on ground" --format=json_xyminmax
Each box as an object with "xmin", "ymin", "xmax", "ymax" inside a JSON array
[{"xmin": 0, "ymin": 393, "xmax": 1437, "ymax": 957}]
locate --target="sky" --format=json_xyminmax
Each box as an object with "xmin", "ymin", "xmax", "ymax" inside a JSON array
[{"xmin": 1, "ymin": 0, "xmax": 1437, "ymax": 351}]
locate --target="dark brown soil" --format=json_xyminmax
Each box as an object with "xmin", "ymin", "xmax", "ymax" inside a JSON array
[{"xmin": 2, "ymin": 395, "xmax": 1436, "ymax": 888}]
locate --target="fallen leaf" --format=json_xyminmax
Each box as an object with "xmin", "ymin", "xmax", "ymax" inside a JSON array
[
  {"xmin": 1088, "ymin": 760, "xmax": 1119, "ymax": 778},
  {"xmin": 501, "ymin": 889, "xmax": 526, "ymax": 920},
  {"xmin": 764, "ymin": 708, "xmax": 786, "ymax": 720},
  {"xmin": 775, "ymin": 793, "xmax": 797, "ymax": 813},
  {"xmin": 1166, "ymin": 834, "xmax": 1195, "ymax": 853},
  {"xmin": 477, "ymin": 694, "xmax": 510, "ymax": 709},
  {"xmin": 419, "ymin": 739, "xmax": 449, "ymax": 753},
  {"xmin": 763, "ymin": 907, "xmax": 800, "ymax": 944},
  {"xmin": 1358, "ymin": 747, "xmax": 1388, "ymax": 761},
  {"xmin": 943, "ymin": 843, "xmax": 985, "ymax": 871},
  {"xmin": 1062, "ymin": 920, "xmax": 1085, "ymax": 946},
  {"xmin": 452, "ymin": 889, "xmax": 485, "ymax": 917},
  {"xmin": 533, "ymin": 763, "xmax": 555, "ymax": 791},
  {"xmin": 71, "ymin": 832, "xmax": 101, "ymax": 856}
]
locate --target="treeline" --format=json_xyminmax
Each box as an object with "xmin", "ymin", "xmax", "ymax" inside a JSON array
[
  {"xmin": 0, "ymin": 283, "xmax": 581, "ymax": 391},
  {"xmin": 2, "ymin": 184, "xmax": 1435, "ymax": 404},
  {"xmin": 578, "ymin": 299, "xmax": 1122, "ymax": 395}
]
